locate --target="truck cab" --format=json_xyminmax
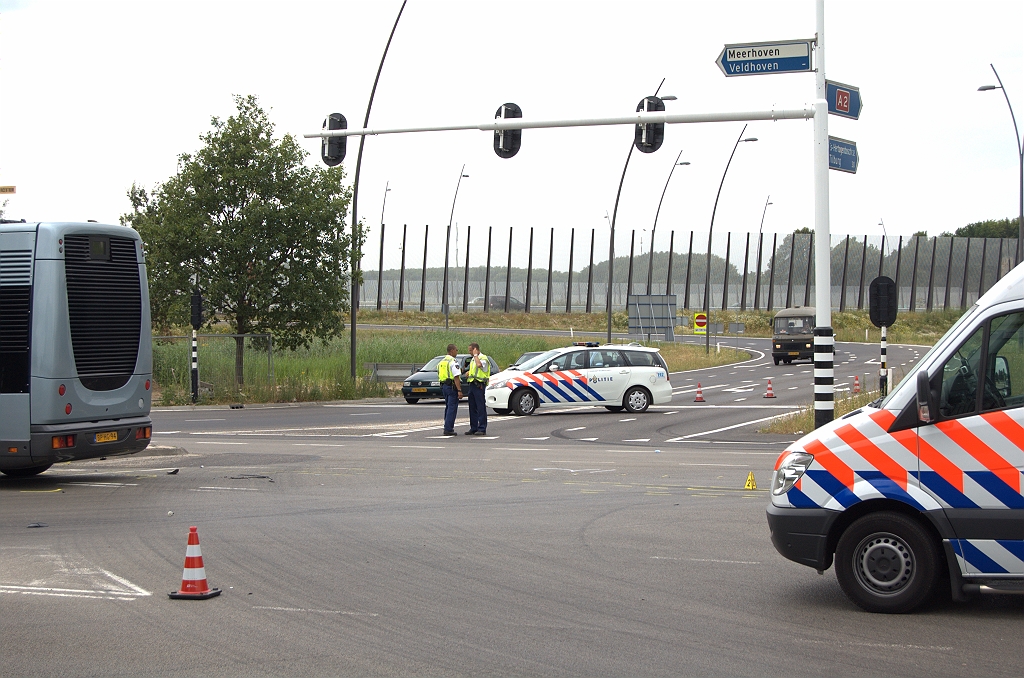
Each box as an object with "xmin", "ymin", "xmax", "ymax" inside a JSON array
[{"xmin": 767, "ymin": 262, "xmax": 1024, "ymax": 613}]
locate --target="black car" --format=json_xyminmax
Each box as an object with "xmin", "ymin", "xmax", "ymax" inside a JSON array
[
  {"xmin": 467, "ymin": 296, "xmax": 526, "ymax": 311},
  {"xmin": 401, "ymin": 354, "xmax": 501, "ymax": 404}
]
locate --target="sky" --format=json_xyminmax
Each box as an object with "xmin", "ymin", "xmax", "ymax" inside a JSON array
[{"xmin": 1, "ymin": 0, "xmax": 1021, "ymax": 274}]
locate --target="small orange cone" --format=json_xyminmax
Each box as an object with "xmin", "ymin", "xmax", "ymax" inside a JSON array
[
  {"xmin": 763, "ymin": 379, "xmax": 776, "ymax": 399},
  {"xmin": 853, "ymin": 375, "xmax": 860, "ymax": 394},
  {"xmin": 694, "ymin": 383, "xmax": 706, "ymax": 403},
  {"xmin": 169, "ymin": 526, "xmax": 221, "ymax": 599}
]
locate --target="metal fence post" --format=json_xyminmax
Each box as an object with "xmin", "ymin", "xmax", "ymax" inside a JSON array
[
  {"xmin": 960, "ymin": 237, "xmax": 972, "ymax": 309},
  {"xmin": 722, "ymin": 231, "xmax": 732, "ymax": 311},
  {"xmin": 909, "ymin": 235, "xmax": 921, "ymax": 312},
  {"xmin": 626, "ymin": 230, "xmax": 636, "ymax": 303},
  {"xmin": 566, "ymin": 228, "xmax": 575, "ymax": 313},
  {"xmin": 926, "ymin": 236, "xmax": 937, "ymax": 311},
  {"xmin": 462, "ymin": 225, "xmax": 471, "ymax": 312},
  {"xmin": 785, "ymin": 233, "xmax": 796, "ymax": 308},
  {"xmin": 683, "ymin": 231, "xmax": 693, "ymax": 310},
  {"xmin": 753, "ymin": 232, "xmax": 764, "ymax": 310},
  {"xmin": 376, "ymin": 223, "xmax": 385, "ymax": 310},
  {"xmin": 504, "ymin": 227, "xmax": 513, "ymax": 312},
  {"xmin": 839, "ymin": 234, "xmax": 850, "ymax": 311},
  {"xmin": 398, "ymin": 224, "xmax": 407, "ymax": 310},
  {"xmin": 894, "ymin": 235, "xmax": 904, "ymax": 308},
  {"xmin": 803, "ymin": 233, "xmax": 813, "ymax": 308},
  {"xmin": 419, "ymin": 225, "xmax": 428, "ymax": 312},
  {"xmin": 484, "ymin": 226, "xmax": 493, "ymax": 312},
  {"xmin": 665, "ymin": 230, "xmax": 675, "ymax": 297},
  {"xmin": 943, "ymin": 236, "xmax": 954, "ymax": 310},
  {"xmin": 586, "ymin": 229, "xmax": 595, "ymax": 313},
  {"xmin": 740, "ymin": 232, "xmax": 750, "ymax": 311},
  {"xmin": 978, "ymin": 237, "xmax": 988, "ymax": 301},
  {"xmin": 857, "ymin": 235, "xmax": 868, "ymax": 310},
  {"xmin": 767, "ymin": 233, "xmax": 778, "ymax": 311},
  {"xmin": 525, "ymin": 227, "xmax": 533, "ymax": 313},
  {"xmin": 545, "ymin": 227, "xmax": 554, "ymax": 313}
]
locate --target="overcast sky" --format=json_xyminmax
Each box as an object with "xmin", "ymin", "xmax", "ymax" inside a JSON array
[{"xmin": 1, "ymin": 0, "xmax": 1021, "ymax": 273}]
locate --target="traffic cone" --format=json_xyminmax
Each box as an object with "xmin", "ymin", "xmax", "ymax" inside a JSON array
[
  {"xmin": 694, "ymin": 383, "xmax": 705, "ymax": 403},
  {"xmin": 763, "ymin": 379, "xmax": 776, "ymax": 399},
  {"xmin": 853, "ymin": 375, "xmax": 860, "ymax": 394},
  {"xmin": 168, "ymin": 526, "xmax": 221, "ymax": 599}
]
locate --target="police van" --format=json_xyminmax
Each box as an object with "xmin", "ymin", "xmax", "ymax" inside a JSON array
[
  {"xmin": 485, "ymin": 342, "xmax": 671, "ymax": 415},
  {"xmin": 768, "ymin": 262, "xmax": 1024, "ymax": 613}
]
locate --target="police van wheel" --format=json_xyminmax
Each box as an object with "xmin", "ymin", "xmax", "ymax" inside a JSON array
[
  {"xmin": 773, "ymin": 357, "xmax": 781, "ymax": 365},
  {"xmin": 623, "ymin": 387, "xmax": 651, "ymax": 414},
  {"xmin": 510, "ymin": 389, "xmax": 537, "ymax": 416},
  {"xmin": 1, "ymin": 464, "xmax": 52, "ymax": 478},
  {"xmin": 835, "ymin": 512, "xmax": 941, "ymax": 614},
  {"xmin": 405, "ymin": 398, "xmax": 420, "ymax": 404},
  {"xmin": 605, "ymin": 406, "xmax": 624, "ymax": 413}
]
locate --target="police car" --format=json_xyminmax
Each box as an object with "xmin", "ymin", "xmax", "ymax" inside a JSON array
[
  {"xmin": 485, "ymin": 342, "xmax": 671, "ymax": 415},
  {"xmin": 768, "ymin": 261, "xmax": 1024, "ymax": 613}
]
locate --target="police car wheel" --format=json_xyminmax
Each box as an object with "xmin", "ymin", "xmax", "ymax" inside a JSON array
[
  {"xmin": 510, "ymin": 389, "xmax": 537, "ymax": 416},
  {"xmin": 0, "ymin": 463, "xmax": 52, "ymax": 478},
  {"xmin": 492, "ymin": 408, "xmax": 511, "ymax": 416},
  {"xmin": 405, "ymin": 397, "xmax": 419, "ymax": 404},
  {"xmin": 835, "ymin": 512, "xmax": 941, "ymax": 614},
  {"xmin": 605, "ymin": 406, "xmax": 624, "ymax": 413},
  {"xmin": 622, "ymin": 386, "xmax": 651, "ymax": 414}
]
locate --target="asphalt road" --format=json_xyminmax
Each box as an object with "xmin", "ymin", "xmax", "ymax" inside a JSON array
[{"xmin": 4, "ymin": 341, "xmax": 1020, "ymax": 677}]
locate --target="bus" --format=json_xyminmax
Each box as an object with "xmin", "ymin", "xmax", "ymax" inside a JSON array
[{"xmin": 0, "ymin": 221, "xmax": 152, "ymax": 477}]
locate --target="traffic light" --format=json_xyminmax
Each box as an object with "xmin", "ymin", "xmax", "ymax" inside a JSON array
[
  {"xmin": 321, "ymin": 113, "xmax": 347, "ymax": 166},
  {"xmin": 634, "ymin": 96, "xmax": 665, "ymax": 153},
  {"xmin": 190, "ymin": 289, "xmax": 203, "ymax": 330},
  {"xmin": 493, "ymin": 103, "xmax": 522, "ymax": 159},
  {"xmin": 869, "ymin": 276, "xmax": 898, "ymax": 328}
]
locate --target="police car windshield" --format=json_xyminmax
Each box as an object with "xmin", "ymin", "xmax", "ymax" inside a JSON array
[{"xmin": 514, "ymin": 349, "xmax": 561, "ymax": 371}]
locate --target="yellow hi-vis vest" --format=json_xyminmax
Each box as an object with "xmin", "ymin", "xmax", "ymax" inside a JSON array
[
  {"xmin": 466, "ymin": 353, "xmax": 490, "ymax": 383},
  {"xmin": 438, "ymin": 355, "xmax": 456, "ymax": 381}
]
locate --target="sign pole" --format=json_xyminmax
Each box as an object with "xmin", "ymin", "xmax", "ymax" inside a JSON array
[{"xmin": 813, "ymin": 0, "xmax": 835, "ymax": 430}]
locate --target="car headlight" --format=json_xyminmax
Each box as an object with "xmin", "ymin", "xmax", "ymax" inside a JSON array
[
  {"xmin": 487, "ymin": 379, "xmax": 507, "ymax": 390},
  {"xmin": 404, "ymin": 381, "xmax": 411, "ymax": 387},
  {"xmin": 772, "ymin": 451, "xmax": 814, "ymax": 496},
  {"xmin": 775, "ymin": 344, "xmax": 781, "ymax": 349},
  {"xmin": 805, "ymin": 343, "xmax": 811, "ymax": 349},
  {"xmin": 430, "ymin": 381, "xmax": 440, "ymax": 387}
]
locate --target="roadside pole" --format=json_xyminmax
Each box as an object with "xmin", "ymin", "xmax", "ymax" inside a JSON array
[{"xmin": 812, "ymin": 0, "xmax": 835, "ymax": 430}]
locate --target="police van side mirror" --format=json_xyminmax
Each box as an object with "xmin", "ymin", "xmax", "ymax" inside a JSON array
[
  {"xmin": 993, "ymin": 355, "xmax": 1011, "ymax": 398},
  {"xmin": 916, "ymin": 371, "xmax": 937, "ymax": 423}
]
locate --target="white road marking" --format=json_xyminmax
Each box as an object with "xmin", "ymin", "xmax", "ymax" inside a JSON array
[
  {"xmin": 663, "ymin": 411, "xmax": 678, "ymax": 415},
  {"xmin": 191, "ymin": 441, "xmax": 247, "ymax": 445},
  {"xmin": 253, "ymin": 606, "xmax": 378, "ymax": 616},
  {"xmin": 619, "ymin": 418, "xmax": 636, "ymax": 422},
  {"xmin": 734, "ymin": 398, "xmax": 747, "ymax": 402},
  {"xmin": 291, "ymin": 443, "xmax": 346, "ymax": 447},
  {"xmin": 579, "ymin": 437, "xmax": 599, "ymax": 441},
  {"xmin": 193, "ymin": 486, "xmax": 259, "ymax": 491},
  {"xmin": 154, "ymin": 431, "xmax": 181, "ymax": 434},
  {"xmin": 391, "ymin": 445, "xmax": 445, "ymax": 449},
  {"xmin": 623, "ymin": 438, "xmax": 651, "ymax": 442},
  {"xmin": 664, "ymin": 412, "xmax": 798, "ymax": 440},
  {"xmin": 185, "ymin": 419, "xmax": 225, "ymax": 422},
  {"xmin": 650, "ymin": 556, "xmax": 760, "ymax": 564},
  {"xmin": 565, "ymin": 426, "xmax": 586, "ymax": 431},
  {"xmin": 67, "ymin": 482, "xmax": 138, "ymax": 488},
  {"xmin": 523, "ymin": 436, "xmax": 550, "ymax": 440}
]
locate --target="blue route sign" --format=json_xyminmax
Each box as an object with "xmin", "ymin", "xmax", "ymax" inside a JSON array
[
  {"xmin": 826, "ymin": 80, "xmax": 863, "ymax": 119},
  {"xmin": 716, "ymin": 39, "xmax": 813, "ymax": 77},
  {"xmin": 828, "ymin": 136, "xmax": 859, "ymax": 173}
]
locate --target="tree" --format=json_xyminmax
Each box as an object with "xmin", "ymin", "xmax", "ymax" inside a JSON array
[
  {"xmin": 122, "ymin": 95, "xmax": 357, "ymax": 387},
  {"xmin": 940, "ymin": 217, "xmax": 1020, "ymax": 238}
]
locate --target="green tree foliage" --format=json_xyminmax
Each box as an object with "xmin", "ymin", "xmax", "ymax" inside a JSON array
[
  {"xmin": 121, "ymin": 95, "xmax": 357, "ymax": 385},
  {"xmin": 940, "ymin": 217, "xmax": 1020, "ymax": 238}
]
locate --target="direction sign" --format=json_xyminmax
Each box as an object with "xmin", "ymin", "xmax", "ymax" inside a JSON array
[
  {"xmin": 716, "ymin": 39, "xmax": 813, "ymax": 77},
  {"xmin": 0, "ymin": 186, "xmax": 15, "ymax": 194},
  {"xmin": 826, "ymin": 80, "xmax": 863, "ymax": 119},
  {"xmin": 693, "ymin": 312, "xmax": 708, "ymax": 336},
  {"xmin": 828, "ymin": 136, "xmax": 859, "ymax": 173}
]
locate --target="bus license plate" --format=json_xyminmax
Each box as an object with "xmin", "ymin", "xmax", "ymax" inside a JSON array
[
  {"xmin": 788, "ymin": 351, "xmax": 799, "ymax": 356},
  {"xmin": 412, "ymin": 388, "xmax": 427, "ymax": 393},
  {"xmin": 95, "ymin": 431, "xmax": 118, "ymax": 443}
]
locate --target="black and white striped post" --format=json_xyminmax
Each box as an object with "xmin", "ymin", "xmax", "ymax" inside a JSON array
[
  {"xmin": 813, "ymin": 326, "xmax": 835, "ymax": 429},
  {"xmin": 880, "ymin": 325, "xmax": 888, "ymax": 396},
  {"xmin": 190, "ymin": 287, "xmax": 202, "ymax": 404}
]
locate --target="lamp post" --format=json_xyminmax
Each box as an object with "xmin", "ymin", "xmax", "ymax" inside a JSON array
[
  {"xmin": 376, "ymin": 182, "xmax": 391, "ymax": 310},
  {"xmin": 607, "ymin": 80, "xmax": 674, "ymax": 343},
  {"xmin": 443, "ymin": 165, "xmax": 469, "ymax": 330},
  {"xmin": 647, "ymin": 150, "xmax": 691, "ymax": 294},
  {"xmin": 979, "ymin": 63, "xmax": 1024, "ymax": 263},
  {"xmin": 752, "ymin": 195, "xmax": 772, "ymax": 309},
  {"xmin": 704, "ymin": 125, "xmax": 758, "ymax": 354},
  {"xmin": 878, "ymin": 218, "xmax": 888, "ymax": 266}
]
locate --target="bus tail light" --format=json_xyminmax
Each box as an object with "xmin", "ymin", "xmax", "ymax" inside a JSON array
[
  {"xmin": 65, "ymin": 404, "xmax": 72, "ymax": 415},
  {"xmin": 52, "ymin": 435, "xmax": 76, "ymax": 449},
  {"xmin": 58, "ymin": 384, "xmax": 66, "ymax": 396},
  {"xmin": 135, "ymin": 426, "xmax": 152, "ymax": 440}
]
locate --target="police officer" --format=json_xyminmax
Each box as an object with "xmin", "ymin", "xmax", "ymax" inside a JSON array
[
  {"xmin": 438, "ymin": 343, "xmax": 462, "ymax": 436},
  {"xmin": 465, "ymin": 342, "xmax": 491, "ymax": 435}
]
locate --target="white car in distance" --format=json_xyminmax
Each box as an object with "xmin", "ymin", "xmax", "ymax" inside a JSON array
[{"xmin": 486, "ymin": 343, "xmax": 672, "ymax": 416}]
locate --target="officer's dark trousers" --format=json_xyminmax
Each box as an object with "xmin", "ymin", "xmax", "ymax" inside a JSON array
[
  {"xmin": 467, "ymin": 384, "xmax": 487, "ymax": 433},
  {"xmin": 442, "ymin": 384, "xmax": 459, "ymax": 432}
]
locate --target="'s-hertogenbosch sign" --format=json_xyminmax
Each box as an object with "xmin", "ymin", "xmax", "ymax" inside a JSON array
[
  {"xmin": 828, "ymin": 136, "xmax": 859, "ymax": 173},
  {"xmin": 716, "ymin": 39, "xmax": 814, "ymax": 77}
]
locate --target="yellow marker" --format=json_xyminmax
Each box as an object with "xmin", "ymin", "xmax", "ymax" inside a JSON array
[{"xmin": 744, "ymin": 472, "xmax": 757, "ymax": 490}]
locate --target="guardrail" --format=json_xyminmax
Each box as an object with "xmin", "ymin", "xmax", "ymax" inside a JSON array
[{"xmin": 362, "ymin": 363, "xmax": 422, "ymax": 383}]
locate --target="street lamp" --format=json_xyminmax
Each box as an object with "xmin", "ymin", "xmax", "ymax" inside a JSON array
[
  {"xmin": 607, "ymin": 80, "xmax": 673, "ymax": 343},
  {"xmin": 979, "ymin": 63, "xmax": 1024, "ymax": 263},
  {"xmin": 443, "ymin": 165, "xmax": 469, "ymax": 330},
  {"xmin": 879, "ymin": 218, "xmax": 888, "ymax": 264},
  {"xmin": 647, "ymin": 150, "xmax": 691, "ymax": 294},
  {"xmin": 752, "ymin": 195, "xmax": 772, "ymax": 309},
  {"xmin": 704, "ymin": 125, "xmax": 758, "ymax": 354},
  {"xmin": 376, "ymin": 182, "xmax": 392, "ymax": 310}
]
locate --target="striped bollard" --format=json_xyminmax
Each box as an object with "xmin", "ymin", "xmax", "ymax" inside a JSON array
[
  {"xmin": 191, "ymin": 329, "xmax": 199, "ymax": 403},
  {"xmin": 880, "ymin": 325, "xmax": 888, "ymax": 397},
  {"xmin": 813, "ymin": 327, "xmax": 834, "ymax": 430}
]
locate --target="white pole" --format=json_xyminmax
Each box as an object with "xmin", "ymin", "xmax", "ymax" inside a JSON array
[{"xmin": 813, "ymin": 0, "xmax": 835, "ymax": 428}]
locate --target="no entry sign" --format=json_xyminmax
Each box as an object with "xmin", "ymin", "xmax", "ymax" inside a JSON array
[{"xmin": 693, "ymin": 312, "xmax": 708, "ymax": 335}]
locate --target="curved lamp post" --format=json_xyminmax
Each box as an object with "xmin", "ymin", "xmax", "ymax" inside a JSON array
[
  {"xmin": 606, "ymin": 80, "xmax": 674, "ymax": 343},
  {"xmin": 752, "ymin": 195, "xmax": 772, "ymax": 309},
  {"xmin": 704, "ymin": 125, "xmax": 758, "ymax": 354},
  {"xmin": 647, "ymin": 150, "xmax": 691, "ymax": 294},
  {"xmin": 375, "ymin": 182, "xmax": 392, "ymax": 310},
  {"xmin": 979, "ymin": 63, "xmax": 1024, "ymax": 263},
  {"xmin": 442, "ymin": 165, "xmax": 469, "ymax": 329}
]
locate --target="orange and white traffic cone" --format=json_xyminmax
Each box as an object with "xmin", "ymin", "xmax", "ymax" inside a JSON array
[
  {"xmin": 763, "ymin": 379, "xmax": 776, "ymax": 399},
  {"xmin": 168, "ymin": 526, "xmax": 221, "ymax": 599},
  {"xmin": 853, "ymin": 375, "xmax": 860, "ymax": 394},
  {"xmin": 694, "ymin": 383, "xmax": 706, "ymax": 403}
]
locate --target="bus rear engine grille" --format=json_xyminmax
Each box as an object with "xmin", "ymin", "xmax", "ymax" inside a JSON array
[{"xmin": 64, "ymin": 235, "xmax": 142, "ymax": 391}]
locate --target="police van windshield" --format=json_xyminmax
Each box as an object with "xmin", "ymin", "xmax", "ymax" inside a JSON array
[
  {"xmin": 514, "ymin": 349, "xmax": 560, "ymax": 371},
  {"xmin": 774, "ymin": 316, "xmax": 813, "ymax": 335}
]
